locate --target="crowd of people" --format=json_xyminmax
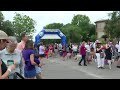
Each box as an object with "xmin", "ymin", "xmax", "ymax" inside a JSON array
[
  {"xmin": 0, "ymin": 30, "xmax": 45, "ymax": 79},
  {"xmin": 35, "ymin": 40, "xmax": 120, "ymax": 70},
  {"xmin": 1, "ymin": 29, "xmax": 120, "ymax": 79}
]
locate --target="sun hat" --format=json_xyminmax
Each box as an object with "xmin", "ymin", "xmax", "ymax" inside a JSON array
[{"xmin": 0, "ymin": 30, "xmax": 8, "ymax": 39}]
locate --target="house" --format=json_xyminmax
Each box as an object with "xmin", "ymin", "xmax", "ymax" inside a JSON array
[{"xmin": 95, "ymin": 19, "xmax": 108, "ymax": 39}]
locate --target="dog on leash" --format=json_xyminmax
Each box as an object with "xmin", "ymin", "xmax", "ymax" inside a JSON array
[
  {"xmin": 74, "ymin": 55, "xmax": 81, "ymax": 61},
  {"xmin": 105, "ymin": 59, "xmax": 114, "ymax": 69},
  {"xmin": 65, "ymin": 53, "xmax": 72, "ymax": 60}
]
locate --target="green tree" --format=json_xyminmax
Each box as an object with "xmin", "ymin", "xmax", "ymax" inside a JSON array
[
  {"xmin": 71, "ymin": 14, "xmax": 95, "ymax": 41},
  {"xmin": 101, "ymin": 35, "xmax": 108, "ymax": 42},
  {"xmin": 0, "ymin": 11, "xmax": 4, "ymax": 30},
  {"xmin": 12, "ymin": 13, "xmax": 36, "ymax": 42},
  {"xmin": 44, "ymin": 23, "xmax": 64, "ymax": 29},
  {"xmin": 90, "ymin": 35, "xmax": 96, "ymax": 42},
  {"xmin": 61, "ymin": 24, "xmax": 81, "ymax": 43},
  {"xmin": 105, "ymin": 11, "xmax": 120, "ymax": 40},
  {"xmin": 0, "ymin": 12, "xmax": 14, "ymax": 36},
  {"xmin": 2, "ymin": 20, "xmax": 14, "ymax": 36}
]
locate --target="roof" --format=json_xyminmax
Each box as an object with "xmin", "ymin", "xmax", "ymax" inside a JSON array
[{"xmin": 95, "ymin": 19, "xmax": 109, "ymax": 23}]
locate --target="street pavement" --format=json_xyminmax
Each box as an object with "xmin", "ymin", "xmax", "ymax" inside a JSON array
[{"xmin": 42, "ymin": 56, "xmax": 120, "ymax": 79}]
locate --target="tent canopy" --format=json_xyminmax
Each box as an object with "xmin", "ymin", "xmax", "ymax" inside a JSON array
[
  {"xmin": 41, "ymin": 34, "xmax": 61, "ymax": 39},
  {"xmin": 35, "ymin": 29, "xmax": 66, "ymax": 45}
]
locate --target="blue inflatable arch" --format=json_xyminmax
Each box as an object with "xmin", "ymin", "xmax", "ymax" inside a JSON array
[{"xmin": 35, "ymin": 29, "xmax": 66, "ymax": 46}]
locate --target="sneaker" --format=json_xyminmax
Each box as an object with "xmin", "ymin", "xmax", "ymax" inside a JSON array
[
  {"xmin": 101, "ymin": 67, "xmax": 105, "ymax": 69},
  {"xmin": 98, "ymin": 67, "xmax": 101, "ymax": 69},
  {"xmin": 116, "ymin": 66, "xmax": 120, "ymax": 68},
  {"xmin": 78, "ymin": 64, "xmax": 82, "ymax": 66},
  {"xmin": 84, "ymin": 64, "xmax": 87, "ymax": 66}
]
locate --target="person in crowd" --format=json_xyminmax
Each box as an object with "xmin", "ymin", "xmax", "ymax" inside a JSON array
[
  {"xmin": 49, "ymin": 44, "xmax": 52, "ymax": 56},
  {"xmin": 16, "ymin": 32, "xmax": 29, "ymax": 77},
  {"xmin": 115, "ymin": 41, "xmax": 120, "ymax": 61},
  {"xmin": 89, "ymin": 47, "xmax": 95, "ymax": 63},
  {"xmin": 105, "ymin": 42, "xmax": 113, "ymax": 69},
  {"xmin": 78, "ymin": 41, "xmax": 87, "ymax": 66},
  {"xmin": 116, "ymin": 41, "xmax": 120, "ymax": 68},
  {"xmin": 0, "ymin": 30, "xmax": 16, "ymax": 79},
  {"xmin": 0, "ymin": 36, "xmax": 24, "ymax": 79},
  {"xmin": 85, "ymin": 42, "xmax": 91, "ymax": 63},
  {"xmin": 96, "ymin": 42, "xmax": 105, "ymax": 69},
  {"xmin": 22, "ymin": 40, "xmax": 40, "ymax": 79},
  {"xmin": 54, "ymin": 43, "xmax": 58, "ymax": 57},
  {"xmin": 69, "ymin": 43, "xmax": 73, "ymax": 59},
  {"xmin": 34, "ymin": 44, "xmax": 43, "ymax": 79},
  {"xmin": 62, "ymin": 45, "xmax": 67, "ymax": 61},
  {"xmin": 16, "ymin": 32, "xmax": 29, "ymax": 52},
  {"xmin": 44, "ymin": 45, "xmax": 49, "ymax": 59},
  {"xmin": 58, "ymin": 43, "xmax": 63, "ymax": 57},
  {"xmin": 39, "ymin": 42, "xmax": 45, "ymax": 66},
  {"xmin": 72, "ymin": 43, "xmax": 78, "ymax": 57}
]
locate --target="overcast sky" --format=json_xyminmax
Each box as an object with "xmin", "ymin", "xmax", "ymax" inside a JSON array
[{"xmin": 2, "ymin": 11, "xmax": 112, "ymax": 41}]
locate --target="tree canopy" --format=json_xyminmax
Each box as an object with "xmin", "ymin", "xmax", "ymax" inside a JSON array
[
  {"xmin": 105, "ymin": 11, "xmax": 120, "ymax": 40},
  {"xmin": 44, "ymin": 14, "xmax": 96, "ymax": 44},
  {"xmin": 13, "ymin": 13, "xmax": 36, "ymax": 41}
]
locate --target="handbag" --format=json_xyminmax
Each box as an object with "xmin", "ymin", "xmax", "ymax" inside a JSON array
[
  {"xmin": 13, "ymin": 72, "xmax": 24, "ymax": 79},
  {"xmin": 100, "ymin": 52, "xmax": 104, "ymax": 58},
  {"xmin": 1, "ymin": 59, "xmax": 8, "ymax": 75}
]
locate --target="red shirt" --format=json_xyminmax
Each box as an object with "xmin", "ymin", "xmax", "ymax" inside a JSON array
[{"xmin": 80, "ymin": 45, "xmax": 87, "ymax": 55}]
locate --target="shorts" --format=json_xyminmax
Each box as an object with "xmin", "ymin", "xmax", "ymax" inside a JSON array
[
  {"xmin": 24, "ymin": 69, "xmax": 36, "ymax": 78},
  {"xmin": 49, "ymin": 50, "xmax": 53, "ymax": 53},
  {"xmin": 39, "ymin": 54, "xmax": 45, "ymax": 58},
  {"xmin": 63, "ymin": 52, "xmax": 67, "ymax": 57},
  {"xmin": 35, "ymin": 66, "xmax": 42, "ymax": 74}
]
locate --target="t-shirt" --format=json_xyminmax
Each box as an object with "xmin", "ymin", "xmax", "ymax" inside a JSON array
[
  {"xmin": 16, "ymin": 40, "xmax": 25, "ymax": 52},
  {"xmin": 22, "ymin": 49, "xmax": 40, "ymax": 70},
  {"xmin": 85, "ymin": 44, "xmax": 90, "ymax": 52},
  {"xmin": 72, "ymin": 46, "xmax": 78, "ymax": 52},
  {"xmin": 96, "ymin": 47, "xmax": 102, "ymax": 53},
  {"xmin": 58, "ymin": 44, "xmax": 62, "ymax": 50},
  {"xmin": 54, "ymin": 45, "xmax": 58, "ymax": 49},
  {"xmin": 116, "ymin": 44, "xmax": 120, "ymax": 52},
  {"xmin": 0, "ymin": 49, "xmax": 23, "ymax": 75},
  {"xmin": 80, "ymin": 45, "xmax": 87, "ymax": 55},
  {"xmin": 39, "ymin": 46, "xmax": 45, "ymax": 54}
]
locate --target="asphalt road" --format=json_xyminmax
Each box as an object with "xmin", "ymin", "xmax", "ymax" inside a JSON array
[{"xmin": 42, "ymin": 56, "xmax": 120, "ymax": 79}]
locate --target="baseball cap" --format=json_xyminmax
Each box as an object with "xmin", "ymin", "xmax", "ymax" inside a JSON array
[{"xmin": 0, "ymin": 30, "xmax": 8, "ymax": 39}]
